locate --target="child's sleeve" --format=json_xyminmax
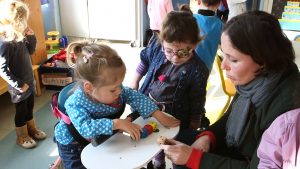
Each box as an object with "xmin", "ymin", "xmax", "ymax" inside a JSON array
[
  {"xmin": 25, "ymin": 35, "xmax": 37, "ymax": 55},
  {"xmin": 188, "ymin": 65, "xmax": 209, "ymax": 127},
  {"xmin": 0, "ymin": 43, "xmax": 24, "ymax": 90},
  {"xmin": 121, "ymin": 86, "xmax": 158, "ymax": 119},
  {"xmin": 140, "ymin": 34, "xmax": 160, "ymax": 68},
  {"xmin": 257, "ymin": 115, "xmax": 286, "ymax": 169}
]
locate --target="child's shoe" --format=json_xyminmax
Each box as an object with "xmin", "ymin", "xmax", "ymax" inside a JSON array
[
  {"xmin": 26, "ymin": 119, "xmax": 47, "ymax": 140},
  {"xmin": 15, "ymin": 125, "xmax": 37, "ymax": 149}
]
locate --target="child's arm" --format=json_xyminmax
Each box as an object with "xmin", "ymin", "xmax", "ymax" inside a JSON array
[
  {"xmin": 130, "ymin": 63, "xmax": 147, "ymax": 90},
  {"xmin": 188, "ymin": 63, "xmax": 210, "ymax": 129},
  {"xmin": 122, "ymin": 86, "xmax": 158, "ymax": 117},
  {"xmin": 112, "ymin": 119, "xmax": 142, "ymax": 141},
  {"xmin": 0, "ymin": 42, "xmax": 25, "ymax": 91},
  {"xmin": 122, "ymin": 86, "xmax": 178, "ymax": 126},
  {"xmin": 151, "ymin": 110, "xmax": 180, "ymax": 128},
  {"xmin": 24, "ymin": 28, "xmax": 36, "ymax": 55}
]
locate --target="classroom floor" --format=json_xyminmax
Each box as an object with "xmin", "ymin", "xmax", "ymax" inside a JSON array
[{"xmin": 0, "ymin": 41, "xmax": 298, "ymax": 169}]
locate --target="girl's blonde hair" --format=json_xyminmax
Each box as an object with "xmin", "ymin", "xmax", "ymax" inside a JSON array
[
  {"xmin": 0, "ymin": 0, "xmax": 29, "ymax": 41},
  {"xmin": 66, "ymin": 41, "xmax": 126, "ymax": 87}
]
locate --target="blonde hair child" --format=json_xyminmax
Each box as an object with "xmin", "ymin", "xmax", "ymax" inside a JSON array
[{"xmin": 0, "ymin": 0, "xmax": 46, "ymax": 149}]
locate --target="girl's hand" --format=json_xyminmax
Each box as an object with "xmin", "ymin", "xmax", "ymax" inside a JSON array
[
  {"xmin": 151, "ymin": 110, "xmax": 180, "ymax": 128},
  {"xmin": 191, "ymin": 135, "xmax": 211, "ymax": 152},
  {"xmin": 20, "ymin": 83, "xmax": 29, "ymax": 93},
  {"xmin": 160, "ymin": 139, "xmax": 192, "ymax": 165},
  {"xmin": 24, "ymin": 27, "xmax": 34, "ymax": 35},
  {"xmin": 113, "ymin": 119, "xmax": 142, "ymax": 141}
]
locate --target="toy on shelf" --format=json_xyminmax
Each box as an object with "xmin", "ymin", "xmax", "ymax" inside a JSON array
[
  {"xmin": 140, "ymin": 121, "xmax": 159, "ymax": 139},
  {"xmin": 45, "ymin": 31, "xmax": 60, "ymax": 54}
]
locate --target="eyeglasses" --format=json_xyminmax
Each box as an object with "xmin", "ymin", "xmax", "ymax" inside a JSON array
[{"xmin": 162, "ymin": 46, "xmax": 192, "ymax": 58}]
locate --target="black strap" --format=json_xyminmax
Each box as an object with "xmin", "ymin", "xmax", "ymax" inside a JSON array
[
  {"xmin": 66, "ymin": 123, "xmax": 90, "ymax": 146},
  {"xmin": 67, "ymin": 102, "xmax": 126, "ymax": 147}
]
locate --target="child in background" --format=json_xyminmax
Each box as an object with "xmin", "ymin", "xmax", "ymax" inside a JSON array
[
  {"xmin": 172, "ymin": 0, "xmax": 190, "ymax": 10},
  {"xmin": 54, "ymin": 41, "xmax": 180, "ymax": 169},
  {"xmin": 257, "ymin": 108, "xmax": 300, "ymax": 169},
  {"xmin": 130, "ymin": 9, "xmax": 209, "ymax": 168},
  {"xmin": 217, "ymin": 0, "xmax": 229, "ymax": 22},
  {"xmin": 145, "ymin": 0, "xmax": 173, "ymax": 47},
  {"xmin": 0, "ymin": 0, "xmax": 46, "ymax": 149},
  {"xmin": 148, "ymin": 0, "xmax": 173, "ymax": 33},
  {"xmin": 194, "ymin": 0, "xmax": 223, "ymax": 71}
]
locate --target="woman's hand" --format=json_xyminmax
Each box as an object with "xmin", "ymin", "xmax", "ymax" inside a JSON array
[
  {"xmin": 151, "ymin": 110, "xmax": 180, "ymax": 128},
  {"xmin": 20, "ymin": 83, "xmax": 29, "ymax": 93},
  {"xmin": 191, "ymin": 135, "xmax": 211, "ymax": 152},
  {"xmin": 113, "ymin": 119, "xmax": 142, "ymax": 141},
  {"xmin": 160, "ymin": 139, "xmax": 193, "ymax": 165}
]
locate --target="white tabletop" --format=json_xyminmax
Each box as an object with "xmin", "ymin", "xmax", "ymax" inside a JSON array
[{"xmin": 81, "ymin": 116, "xmax": 179, "ymax": 169}]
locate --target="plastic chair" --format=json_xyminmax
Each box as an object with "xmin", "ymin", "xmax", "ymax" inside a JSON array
[
  {"xmin": 50, "ymin": 82, "xmax": 75, "ymax": 169},
  {"xmin": 214, "ymin": 52, "xmax": 236, "ymax": 120}
]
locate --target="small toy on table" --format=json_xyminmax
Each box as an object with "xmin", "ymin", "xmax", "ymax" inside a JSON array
[{"xmin": 140, "ymin": 121, "xmax": 159, "ymax": 139}]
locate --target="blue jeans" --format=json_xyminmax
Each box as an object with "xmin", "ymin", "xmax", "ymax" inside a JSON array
[{"xmin": 56, "ymin": 141, "xmax": 86, "ymax": 169}]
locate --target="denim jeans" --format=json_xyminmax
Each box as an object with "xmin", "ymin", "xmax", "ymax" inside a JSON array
[{"xmin": 56, "ymin": 141, "xmax": 86, "ymax": 169}]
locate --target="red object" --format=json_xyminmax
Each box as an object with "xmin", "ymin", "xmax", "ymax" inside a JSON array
[
  {"xmin": 158, "ymin": 74, "xmax": 166, "ymax": 82},
  {"xmin": 52, "ymin": 50, "xmax": 67, "ymax": 62},
  {"xmin": 144, "ymin": 124, "xmax": 153, "ymax": 134},
  {"xmin": 186, "ymin": 149, "xmax": 203, "ymax": 169}
]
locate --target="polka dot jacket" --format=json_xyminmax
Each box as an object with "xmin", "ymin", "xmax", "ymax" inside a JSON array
[{"xmin": 54, "ymin": 85, "xmax": 158, "ymax": 145}]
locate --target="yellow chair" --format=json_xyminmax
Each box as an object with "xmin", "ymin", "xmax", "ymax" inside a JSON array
[
  {"xmin": 206, "ymin": 52, "xmax": 236, "ymax": 125},
  {"xmin": 214, "ymin": 53, "xmax": 236, "ymax": 120}
]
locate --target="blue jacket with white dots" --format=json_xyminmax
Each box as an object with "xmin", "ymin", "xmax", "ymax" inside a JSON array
[{"xmin": 54, "ymin": 86, "xmax": 158, "ymax": 145}]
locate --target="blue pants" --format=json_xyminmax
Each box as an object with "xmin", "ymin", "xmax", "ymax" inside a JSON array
[{"xmin": 56, "ymin": 141, "xmax": 86, "ymax": 169}]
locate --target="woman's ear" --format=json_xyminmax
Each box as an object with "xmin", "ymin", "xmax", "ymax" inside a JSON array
[{"xmin": 83, "ymin": 81, "xmax": 94, "ymax": 94}]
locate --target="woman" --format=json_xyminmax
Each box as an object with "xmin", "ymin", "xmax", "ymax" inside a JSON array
[{"xmin": 160, "ymin": 11, "xmax": 300, "ymax": 169}]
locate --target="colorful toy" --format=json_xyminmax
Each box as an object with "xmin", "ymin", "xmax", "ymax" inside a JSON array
[
  {"xmin": 140, "ymin": 121, "xmax": 159, "ymax": 139},
  {"xmin": 45, "ymin": 31, "xmax": 60, "ymax": 54}
]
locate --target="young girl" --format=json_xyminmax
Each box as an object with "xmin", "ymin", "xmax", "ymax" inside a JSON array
[
  {"xmin": 130, "ymin": 9, "xmax": 209, "ymax": 168},
  {"xmin": 54, "ymin": 41, "xmax": 180, "ymax": 169},
  {"xmin": 0, "ymin": 0, "xmax": 46, "ymax": 149}
]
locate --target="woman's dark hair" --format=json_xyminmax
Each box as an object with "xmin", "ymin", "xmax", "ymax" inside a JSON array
[
  {"xmin": 223, "ymin": 11, "xmax": 295, "ymax": 72},
  {"xmin": 159, "ymin": 10, "xmax": 202, "ymax": 44}
]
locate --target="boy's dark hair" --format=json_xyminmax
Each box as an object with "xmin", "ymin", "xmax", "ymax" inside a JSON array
[
  {"xmin": 160, "ymin": 11, "xmax": 202, "ymax": 44},
  {"xmin": 223, "ymin": 10, "xmax": 295, "ymax": 72},
  {"xmin": 179, "ymin": 4, "xmax": 193, "ymax": 15},
  {"xmin": 202, "ymin": 0, "xmax": 222, "ymax": 6}
]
